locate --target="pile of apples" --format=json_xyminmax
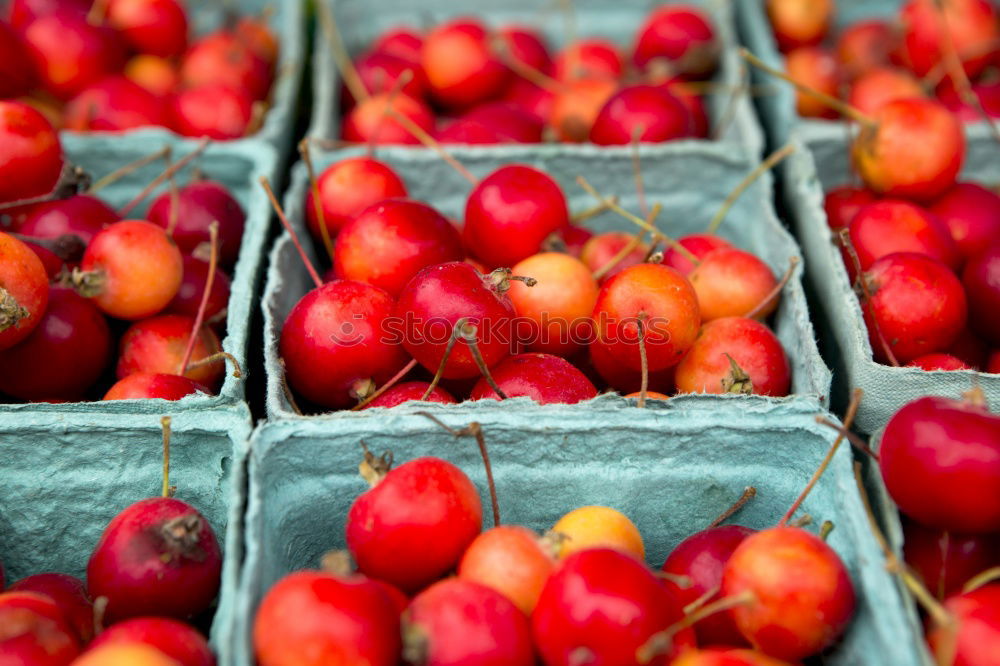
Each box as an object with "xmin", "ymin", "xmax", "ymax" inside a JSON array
[
  {"xmin": 877, "ymin": 392, "xmax": 1000, "ymax": 662},
  {"xmin": 254, "ymin": 443, "xmax": 858, "ymax": 665},
  {"xmin": 0, "ymin": 0, "xmax": 279, "ymax": 139},
  {"xmin": 335, "ymin": 4, "xmax": 723, "ymax": 145},
  {"xmin": 0, "ymin": 423, "xmax": 223, "ymax": 665},
  {"xmin": 0, "ymin": 101, "xmax": 246, "ymax": 402},
  {"xmin": 279, "ymin": 152, "xmax": 797, "ymax": 412},
  {"xmin": 766, "ymin": 0, "xmax": 1000, "ymax": 121}
]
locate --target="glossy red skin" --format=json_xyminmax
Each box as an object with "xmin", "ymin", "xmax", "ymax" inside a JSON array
[
  {"xmin": 863, "ymin": 253, "xmax": 967, "ymax": 364},
  {"xmin": 533, "ymin": 548, "xmax": 696, "ymax": 665},
  {"xmin": 470, "ymin": 353, "xmax": 598, "ymax": 404},
  {"xmin": 88, "ymin": 617, "xmax": 213, "ymax": 666},
  {"xmin": 9, "ymin": 574, "xmax": 93, "ymax": 643},
  {"xmin": 0, "ymin": 101, "xmax": 63, "ymax": 203},
  {"xmin": 234, "ymin": 16, "xmax": 278, "ymax": 66},
  {"xmin": 929, "ymin": 183, "xmax": 1000, "ymax": 262},
  {"xmin": 663, "ymin": 235, "xmax": 733, "ymax": 277},
  {"xmin": 990, "ymin": 350, "xmax": 1000, "ymax": 373},
  {"xmin": 580, "ymin": 232, "xmax": 649, "ymax": 283},
  {"xmin": 881, "ymin": 396, "xmax": 1000, "ymax": 533},
  {"xmin": 116, "ymin": 314, "xmax": 224, "ymax": 390},
  {"xmin": 553, "ymin": 39, "xmax": 623, "ymax": 81},
  {"xmin": 962, "ymin": 243, "xmax": 1000, "ymax": 345},
  {"xmin": 853, "ymin": 98, "xmax": 965, "ymax": 202},
  {"xmin": 405, "ymin": 579, "xmax": 534, "ymax": 665},
  {"xmin": 939, "ymin": 79, "xmax": 1000, "ymax": 122},
  {"xmin": 0, "ymin": 288, "xmax": 111, "ymax": 401},
  {"xmin": 823, "ymin": 185, "xmax": 877, "ymax": 232},
  {"xmin": 362, "ymin": 381, "xmax": 457, "ymax": 409},
  {"xmin": 848, "ymin": 200, "xmax": 960, "ymax": 274},
  {"xmin": 848, "ymin": 67, "xmax": 926, "ymax": 116},
  {"xmin": 371, "ymin": 28, "xmax": 423, "ymax": 63},
  {"xmin": 333, "ymin": 199, "xmax": 464, "ymax": 297},
  {"xmin": 64, "ymin": 76, "xmax": 167, "ymax": 132},
  {"xmin": 499, "ymin": 25, "xmax": 551, "ymax": 75},
  {"xmin": 590, "ymin": 85, "xmax": 694, "ymax": 145},
  {"xmin": 438, "ymin": 102, "xmax": 544, "ymax": 144},
  {"xmin": 280, "ymin": 280, "xmax": 410, "ymax": 409},
  {"xmin": 902, "ymin": 519, "xmax": 1000, "ymax": 600},
  {"xmin": 632, "ymin": 5, "xmax": 718, "ymax": 79},
  {"xmin": 20, "ymin": 194, "xmax": 119, "ymax": 246},
  {"xmin": 786, "ymin": 47, "xmax": 840, "ymax": 119},
  {"xmin": 499, "ymin": 77, "xmax": 555, "ymax": 123},
  {"xmin": 905, "ymin": 352, "xmax": 972, "ymax": 371},
  {"xmin": 588, "ymin": 338, "xmax": 676, "ymax": 395},
  {"xmin": 658, "ymin": 79, "xmax": 710, "ymax": 137},
  {"xmin": 170, "ymin": 84, "xmax": 254, "ymax": 139},
  {"xmin": 688, "ymin": 248, "xmax": 779, "ymax": 321},
  {"xmin": 948, "ymin": 327, "xmax": 990, "ymax": 369},
  {"xmin": 20, "ymin": 11, "xmax": 125, "ymax": 99},
  {"xmin": 394, "ymin": 262, "xmax": 516, "ymax": 380},
  {"xmin": 342, "ymin": 50, "xmax": 428, "ymax": 109},
  {"xmin": 166, "ymin": 255, "xmax": 231, "ymax": 325},
  {"xmin": 0, "ymin": 20, "xmax": 37, "ymax": 97},
  {"xmin": 721, "ymin": 527, "xmax": 856, "ymax": 661},
  {"xmin": 0, "ymin": 231, "xmax": 49, "ymax": 351},
  {"xmin": 87, "ymin": 497, "xmax": 222, "ymax": 623},
  {"xmin": 23, "ymin": 240, "xmax": 63, "ymax": 277},
  {"xmin": 675, "ymin": 317, "xmax": 791, "ymax": 396},
  {"xmin": 147, "ymin": 181, "xmax": 246, "ymax": 268},
  {"xmin": 0, "ymin": 591, "xmax": 81, "ymax": 665},
  {"xmin": 928, "ymin": 583, "xmax": 1000, "ymax": 664},
  {"xmin": 346, "ymin": 457, "xmax": 483, "ymax": 593},
  {"xmin": 341, "ymin": 92, "xmax": 436, "ymax": 145},
  {"xmin": 7, "ymin": 0, "xmax": 89, "ymax": 28},
  {"xmin": 558, "ymin": 225, "xmax": 595, "ymax": 258},
  {"xmin": 107, "ymin": 0, "xmax": 188, "ymax": 58},
  {"xmin": 180, "ymin": 32, "xmax": 271, "ymax": 101},
  {"xmin": 102, "ymin": 372, "xmax": 207, "ymax": 400},
  {"xmin": 662, "ymin": 525, "xmax": 756, "ymax": 646},
  {"xmin": 254, "ymin": 572, "xmax": 400, "ymax": 666},
  {"xmin": 835, "ymin": 20, "xmax": 894, "ymax": 79},
  {"xmin": 420, "ymin": 19, "xmax": 509, "ymax": 110},
  {"xmin": 305, "ymin": 157, "xmax": 407, "ymax": 242},
  {"xmin": 898, "ymin": 0, "xmax": 998, "ymax": 78},
  {"xmin": 463, "ymin": 165, "xmax": 569, "ymax": 267}
]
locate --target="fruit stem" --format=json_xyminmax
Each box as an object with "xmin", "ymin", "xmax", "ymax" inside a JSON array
[
  {"xmin": 351, "ymin": 358, "xmax": 419, "ymax": 410},
  {"xmin": 161, "ymin": 416, "xmax": 173, "ymax": 498},
  {"xmin": 682, "ymin": 584, "xmax": 720, "ymax": 615},
  {"xmin": 0, "ymin": 164, "xmax": 90, "ymax": 211},
  {"xmin": 711, "ymin": 62, "xmax": 748, "ymax": 141},
  {"xmin": 962, "ymin": 566, "xmax": 1000, "ymax": 594},
  {"xmin": 576, "ymin": 176, "xmax": 700, "ymax": 265},
  {"xmin": 87, "ymin": 146, "xmax": 172, "ymax": 195},
  {"xmin": 571, "ymin": 196, "xmax": 618, "ymax": 225},
  {"xmin": 119, "ymin": 140, "xmax": 210, "ymax": 217},
  {"xmin": 591, "ymin": 225, "xmax": 652, "ymax": 281},
  {"xmin": 10, "ymin": 233, "xmax": 86, "ymax": 262},
  {"xmin": 298, "ymin": 139, "xmax": 336, "ymax": 264},
  {"xmin": 316, "ymin": 0, "xmax": 369, "ymax": 104},
  {"xmin": 384, "ymin": 106, "xmax": 479, "ymax": 185},
  {"xmin": 707, "ymin": 486, "xmax": 757, "ymax": 528},
  {"xmin": 369, "ymin": 68, "xmax": 415, "ymax": 149},
  {"xmin": 358, "ymin": 441, "xmax": 394, "ymax": 486},
  {"xmin": 637, "ymin": 591, "xmax": 755, "ymax": 663},
  {"xmin": 422, "ymin": 319, "xmax": 466, "ymax": 400},
  {"xmin": 790, "ymin": 514, "xmax": 812, "ymax": 528},
  {"xmin": 459, "ymin": 321, "xmax": 509, "ymax": 399},
  {"xmin": 63, "ymin": 267, "xmax": 106, "ymax": 298},
  {"xmin": 418, "ymin": 413, "xmax": 502, "ymax": 527},
  {"xmin": 494, "ymin": 40, "xmax": 566, "ymax": 93},
  {"xmin": 260, "ymin": 175, "xmax": 324, "ymax": 289},
  {"xmin": 637, "ymin": 313, "xmax": 649, "ymax": 408},
  {"xmin": 488, "ymin": 267, "xmax": 537, "ymax": 293},
  {"xmin": 177, "ymin": 221, "xmax": 219, "ymax": 377},
  {"xmin": 656, "ymin": 571, "xmax": 693, "ymax": 588},
  {"xmin": 707, "ymin": 143, "xmax": 795, "ymax": 234},
  {"xmin": 739, "ymin": 48, "xmax": 876, "ymax": 127},
  {"xmin": 320, "ymin": 550, "xmax": 354, "ymax": 577},
  {"xmin": 92, "ymin": 597, "xmax": 108, "ymax": 637},
  {"xmin": 820, "ymin": 520, "xmax": 835, "ymax": 540},
  {"xmin": 721, "ymin": 353, "xmax": 753, "ymax": 394},
  {"xmin": 0, "ymin": 287, "xmax": 29, "ymax": 333},
  {"xmin": 185, "ymin": 351, "xmax": 243, "ymax": 379},
  {"xmin": 838, "ymin": 229, "xmax": 901, "ymax": 367},
  {"xmin": 744, "ymin": 255, "xmax": 799, "ymax": 319},
  {"xmin": 778, "ymin": 388, "xmax": 863, "ymax": 527},
  {"xmin": 814, "ymin": 415, "xmax": 880, "ymax": 460}
]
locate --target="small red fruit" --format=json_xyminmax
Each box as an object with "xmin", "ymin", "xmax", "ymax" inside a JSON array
[
  {"xmin": 687, "ymin": 248, "xmax": 779, "ymax": 321},
  {"xmin": 180, "ymin": 32, "xmax": 270, "ymax": 101},
  {"xmin": 64, "ymin": 76, "xmax": 167, "ymax": 132},
  {"xmin": 19, "ymin": 194, "xmax": 118, "ymax": 246},
  {"xmin": 962, "ymin": 242, "xmax": 1000, "ymax": 345},
  {"xmin": 0, "ymin": 100, "xmax": 63, "ymax": 204},
  {"xmin": 341, "ymin": 92, "xmax": 436, "ymax": 145},
  {"xmin": 102, "ymin": 372, "xmax": 206, "ymax": 401},
  {"xmin": 0, "ymin": 591, "xmax": 81, "ymax": 665},
  {"xmin": 9, "ymin": 573, "xmax": 93, "ymax": 643},
  {"xmin": 905, "ymin": 352, "xmax": 972, "ymax": 371},
  {"xmin": 675, "ymin": 317, "xmax": 791, "ymax": 396},
  {"xmin": 166, "ymin": 255, "xmax": 231, "ymax": 324},
  {"xmin": 835, "ymin": 20, "xmax": 895, "ymax": 79},
  {"xmin": 589, "ymin": 84, "xmax": 694, "ymax": 144},
  {"xmin": 927, "ymin": 584, "xmax": 1000, "ymax": 664},
  {"xmin": 470, "ymin": 353, "xmax": 598, "ymax": 404},
  {"xmin": 786, "ymin": 46, "xmax": 840, "ymax": 119},
  {"xmin": 105, "ymin": 0, "xmax": 188, "ymax": 58},
  {"xmin": 170, "ymin": 84, "xmax": 254, "ymax": 139},
  {"xmin": 305, "ymin": 157, "xmax": 408, "ymax": 242},
  {"xmin": 420, "ymin": 18, "xmax": 509, "ymax": 110},
  {"xmin": 848, "ymin": 200, "xmax": 960, "ymax": 273},
  {"xmin": 766, "ymin": 0, "xmax": 833, "ymax": 51},
  {"xmin": 0, "ymin": 231, "xmax": 49, "ymax": 351},
  {"xmin": 87, "ymin": 617, "xmax": 213, "ymax": 666},
  {"xmin": 898, "ymin": 0, "xmax": 999, "ymax": 78},
  {"xmin": 902, "ymin": 518, "xmax": 1000, "ymax": 600},
  {"xmin": 823, "ymin": 185, "xmax": 877, "ymax": 232},
  {"xmin": 632, "ymin": 5, "xmax": 718, "ymax": 79},
  {"xmin": 580, "ymin": 231, "xmax": 650, "ymax": 283},
  {"xmin": 662, "ymin": 233, "xmax": 732, "ymax": 276},
  {"xmin": 929, "ymin": 182, "xmax": 1000, "ymax": 261},
  {"xmin": 361, "ymin": 381, "xmax": 457, "ymax": 409},
  {"xmin": 147, "ymin": 180, "xmax": 246, "ymax": 268},
  {"xmin": 553, "ymin": 39, "xmax": 623, "ymax": 81},
  {"xmin": 116, "ymin": 314, "xmax": 224, "ymax": 390},
  {"xmin": 458, "ymin": 525, "xmax": 556, "ymax": 614}
]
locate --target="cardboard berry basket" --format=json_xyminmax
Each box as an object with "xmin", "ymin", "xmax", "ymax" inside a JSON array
[
  {"xmin": 59, "ymin": 0, "xmax": 305, "ymax": 170},
  {"xmin": 262, "ymin": 144, "xmax": 831, "ymax": 420},
  {"xmin": 780, "ymin": 131, "xmax": 1000, "ymax": 435},
  {"xmin": 0, "ymin": 140, "xmax": 276, "ymax": 415},
  {"xmin": 308, "ymin": 0, "xmax": 764, "ymax": 161},
  {"xmin": 225, "ymin": 401, "xmax": 925, "ymax": 665},
  {"xmin": 734, "ymin": 0, "xmax": 997, "ymax": 148},
  {"xmin": 0, "ymin": 409, "xmax": 252, "ymax": 665}
]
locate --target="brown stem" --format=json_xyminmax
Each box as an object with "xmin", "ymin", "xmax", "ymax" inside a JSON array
[
  {"xmin": 119, "ymin": 140, "xmax": 210, "ymax": 216},
  {"xmin": 708, "ymin": 143, "xmax": 795, "ymax": 234},
  {"xmin": 351, "ymin": 358, "xmax": 419, "ymax": 410},
  {"xmin": 422, "ymin": 320, "xmax": 466, "ymax": 400},
  {"xmin": 87, "ymin": 146, "xmax": 172, "ymax": 195},
  {"xmin": 637, "ymin": 313, "xmax": 649, "ymax": 408},
  {"xmin": 838, "ymin": 229, "xmax": 900, "ymax": 367},
  {"xmin": 260, "ymin": 176, "xmax": 324, "ymax": 289},
  {"xmin": 745, "ymin": 256, "xmax": 799, "ymax": 319},
  {"xmin": 571, "ymin": 197, "xmax": 618, "ymax": 225},
  {"xmin": 299, "ymin": 139, "xmax": 336, "ymax": 264},
  {"xmin": 592, "ymin": 229, "xmax": 649, "ymax": 281},
  {"xmin": 637, "ymin": 591, "xmax": 755, "ymax": 663},
  {"xmin": 790, "ymin": 514, "xmax": 813, "ymax": 528},
  {"xmin": 0, "ymin": 164, "xmax": 90, "ymax": 212},
  {"xmin": 62, "ymin": 267, "xmax": 106, "ymax": 298},
  {"xmin": 708, "ymin": 486, "xmax": 757, "ymax": 529},
  {"xmin": 460, "ymin": 321, "xmax": 508, "ymax": 399},
  {"xmin": 962, "ymin": 566, "xmax": 1000, "ymax": 594},
  {"xmin": 161, "ymin": 416, "xmax": 173, "ymax": 499},
  {"xmin": 779, "ymin": 388, "xmax": 863, "ymax": 527},
  {"xmin": 820, "ymin": 520, "xmax": 835, "ymax": 540},
  {"xmin": 10, "ymin": 233, "xmax": 86, "ymax": 263},
  {"xmin": 185, "ymin": 351, "xmax": 242, "ymax": 379},
  {"xmin": 384, "ymin": 107, "xmax": 479, "ymax": 185},
  {"xmin": 814, "ymin": 416, "xmax": 880, "ymax": 460},
  {"xmin": 682, "ymin": 584, "xmax": 720, "ymax": 615},
  {"xmin": 712, "ymin": 62, "xmax": 748, "ymax": 141},
  {"xmin": 178, "ymin": 222, "xmax": 219, "ymax": 376},
  {"xmin": 721, "ymin": 353, "xmax": 753, "ymax": 394},
  {"xmin": 316, "ymin": 0, "xmax": 369, "ymax": 104}
]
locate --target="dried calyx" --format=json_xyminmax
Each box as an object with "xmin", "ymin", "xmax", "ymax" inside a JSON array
[{"xmin": 0, "ymin": 287, "xmax": 28, "ymax": 333}]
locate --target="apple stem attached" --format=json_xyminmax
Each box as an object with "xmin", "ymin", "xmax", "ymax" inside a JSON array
[
  {"xmin": 682, "ymin": 584, "xmax": 720, "ymax": 615},
  {"xmin": 708, "ymin": 143, "xmax": 795, "ymax": 234},
  {"xmin": 185, "ymin": 351, "xmax": 243, "ymax": 379},
  {"xmin": 745, "ymin": 255, "xmax": 799, "ymax": 319},
  {"xmin": 963, "ymin": 566, "xmax": 1000, "ymax": 594},
  {"xmin": 298, "ymin": 139, "xmax": 336, "ymax": 264},
  {"xmin": 814, "ymin": 415, "xmax": 880, "ymax": 460},
  {"xmin": 384, "ymin": 106, "xmax": 479, "ymax": 185},
  {"xmin": 656, "ymin": 571, "xmax": 693, "ymax": 589},
  {"xmin": 178, "ymin": 222, "xmax": 219, "ymax": 377},
  {"xmin": 461, "ymin": 321, "xmax": 509, "ymax": 399},
  {"xmin": 571, "ymin": 196, "xmax": 618, "ymax": 224},
  {"xmin": 358, "ymin": 441, "xmax": 394, "ymax": 487},
  {"xmin": 820, "ymin": 520, "xmax": 835, "ymax": 540},
  {"xmin": 721, "ymin": 353, "xmax": 754, "ymax": 394},
  {"xmin": 161, "ymin": 416, "xmax": 173, "ymax": 499},
  {"xmin": 260, "ymin": 175, "xmax": 324, "ymax": 289},
  {"xmin": 0, "ymin": 164, "xmax": 90, "ymax": 212},
  {"xmin": 87, "ymin": 146, "xmax": 172, "ymax": 195},
  {"xmin": 778, "ymin": 388, "xmax": 863, "ymax": 527},
  {"xmin": 637, "ymin": 591, "xmax": 756, "ymax": 662},
  {"xmin": 316, "ymin": 0, "xmax": 369, "ymax": 104},
  {"xmin": 838, "ymin": 230, "xmax": 901, "ymax": 367},
  {"xmin": 422, "ymin": 320, "xmax": 466, "ymax": 400},
  {"xmin": 10, "ymin": 232, "xmax": 86, "ymax": 262},
  {"xmin": 351, "ymin": 358, "xmax": 419, "ymax": 410},
  {"xmin": 708, "ymin": 486, "xmax": 758, "ymax": 529},
  {"xmin": 592, "ymin": 225, "xmax": 652, "ymax": 281},
  {"xmin": 119, "ymin": 140, "xmax": 210, "ymax": 216},
  {"xmin": 637, "ymin": 312, "xmax": 649, "ymax": 408}
]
